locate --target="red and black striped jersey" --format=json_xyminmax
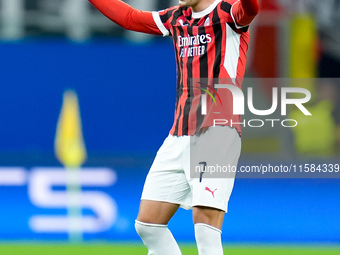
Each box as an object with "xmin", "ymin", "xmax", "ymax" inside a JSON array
[{"xmin": 152, "ymin": 0, "xmax": 250, "ymax": 136}]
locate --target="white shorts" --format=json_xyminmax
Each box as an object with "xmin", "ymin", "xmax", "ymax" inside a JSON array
[{"xmin": 141, "ymin": 126, "xmax": 241, "ymax": 212}]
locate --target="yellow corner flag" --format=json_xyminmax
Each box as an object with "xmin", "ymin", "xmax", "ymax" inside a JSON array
[
  {"xmin": 55, "ymin": 90, "xmax": 87, "ymax": 243},
  {"xmin": 55, "ymin": 90, "xmax": 87, "ymax": 168}
]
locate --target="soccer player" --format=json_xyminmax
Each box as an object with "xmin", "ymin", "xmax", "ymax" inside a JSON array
[{"xmin": 89, "ymin": 0, "xmax": 259, "ymax": 254}]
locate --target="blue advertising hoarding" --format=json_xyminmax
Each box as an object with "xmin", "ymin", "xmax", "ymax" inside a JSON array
[{"xmin": 1, "ymin": 166, "xmax": 340, "ymax": 242}]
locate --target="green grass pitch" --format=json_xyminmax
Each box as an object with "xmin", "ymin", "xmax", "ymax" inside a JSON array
[{"xmin": 1, "ymin": 243, "xmax": 340, "ymax": 255}]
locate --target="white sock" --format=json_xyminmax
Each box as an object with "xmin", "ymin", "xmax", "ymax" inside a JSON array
[
  {"xmin": 195, "ymin": 223, "xmax": 223, "ymax": 255},
  {"xmin": 135, "ymin": 220, "xmax": 182, "ymax": 255}
]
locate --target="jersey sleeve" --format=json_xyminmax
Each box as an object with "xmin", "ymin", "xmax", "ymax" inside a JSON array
[
  {"xmin": 152, "ymin": 7, "xmax": 178, "ymax": 37},
  {"xmin": 89, "ymin": 0, "xmax": 163, "ymax": 35},
  {"xmin": 231, "ymin": 0, "xmax": 259, "ymax": 28},
  {"xmin": 221, "ymin": 0, "xmax": 259, "ymax": 31}
]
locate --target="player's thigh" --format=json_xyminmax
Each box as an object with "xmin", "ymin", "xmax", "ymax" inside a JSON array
[
  {"xmin": 137, "ymin": 200, "xmax": 180, "ymax": 225},
  {"xmin": 139, "ymin": 168, "xmax": 189, "ymax": 225},
  {"xmin": 192, "ymin": 206, "xmax": 225, "ymax": 229},
  {"xmin": 140, "ymin": 169, "xmax": 191, "ymax": 222}
]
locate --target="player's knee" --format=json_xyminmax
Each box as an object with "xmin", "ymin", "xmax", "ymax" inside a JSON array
[
  {"xmin": 135, "ymin": 220, "xmax": 149, "ymax": 238},
  {"xmin": 135, "ymin": 220, "xmax": 182, "ymax": 255},
  {"xmin": 135, "ymin": 220, "xmax": 165, "ymax": 239}
]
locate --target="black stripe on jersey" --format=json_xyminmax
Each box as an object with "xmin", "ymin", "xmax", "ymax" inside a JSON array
[
  {"xmin": 191, "ymin": 18, "xmax": 200, "ymax": 26},
  {"xmin": 183, "ymin": 25, "xmax": 194, "ymax": 135},
  {"xmin": 171, "ymin": 7, "xmax": 186, "ymax": 26},
  {"xmin": 172, "ymin": 27, "xmax": 181, "ymax": 109},
  {"xmin": 196, "ymin": 26, "xmax": 209, "ymax": 133},
  {"xmin": 195, "ymin": 97, "xmax": 204, "ymax": 133},
  {"xmin": 212, "ymin": 8, "xmax": 222, "ymax": 78},
  {"xmin": 160, "ymin": 9, "xmax": 175, "ymax": 24},
  {"xmin": 220, "ymin": 1, "xmax": 231, "ymax": 13},
  {"xmin": 173, "ymin": 26, "xmax": 185, "ymax": 136},
  {"xmin": 174, "ymin": 106, "xmax": 182, "ymax": 136}
]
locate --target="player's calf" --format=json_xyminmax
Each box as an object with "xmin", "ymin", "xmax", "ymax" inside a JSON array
[{"xmin": 195, "ymin": 223, "xmax": 224, "ymax": 255}]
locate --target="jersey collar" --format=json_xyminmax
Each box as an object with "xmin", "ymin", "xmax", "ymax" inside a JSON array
[{"xmin": 191, "ymin": 0, "xmax": 222, "ymax": 19}]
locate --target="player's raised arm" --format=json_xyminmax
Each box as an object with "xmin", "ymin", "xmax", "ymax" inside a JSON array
[
  {"xmin": 88, "ymin": 0, "xmax": 162, "ymax": 35},
  {"xmin": 232, "ymin": 0, "xmax": 259, "ymax": 27}
]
